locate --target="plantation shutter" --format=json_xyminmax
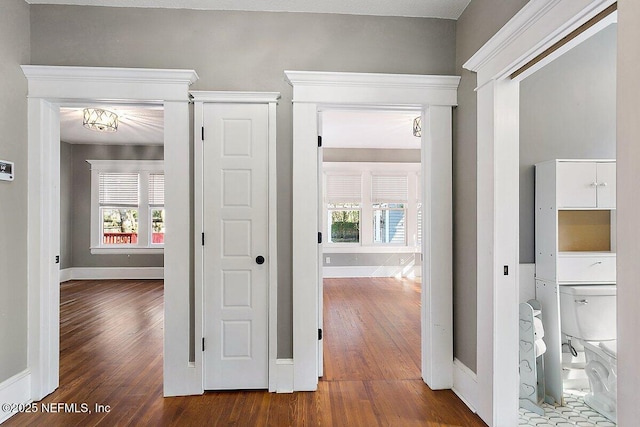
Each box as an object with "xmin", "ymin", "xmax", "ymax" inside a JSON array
[
  {"xmin": 148, "ymin": 173, "xmax": 165, "ymax": 206},
  {"xmin": 99, "ymin": 173, "xmax": 139, "ymax": 206},
  {"xmin": 326, "ymin": 174, "xmax": 362, "ymax": 203},
  {"xmin": 371, "ymin": 175, "xmax": 408, "ymax": 203}
]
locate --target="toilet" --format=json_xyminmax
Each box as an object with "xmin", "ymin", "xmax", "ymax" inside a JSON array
[{"xmin": 559, "ymin": 284, "xmax": 617, "ymax": 423}]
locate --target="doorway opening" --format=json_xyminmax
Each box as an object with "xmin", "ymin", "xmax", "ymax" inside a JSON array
[
  {"xmin": 319, "ymin": 109, "xmax": 423, "ymax": 381},
  {"xmin": 58, "ymin": 103, "xmax": 166, "ymax": 391}
]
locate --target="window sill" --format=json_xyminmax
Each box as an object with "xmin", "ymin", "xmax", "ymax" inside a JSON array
[
  {"xmin": 323, "ymin": 245, "xmax": 420, "ymax": 254},
  {"xmin": 90, "ymin": 247, "xmax": 164, "ymax": 255}
]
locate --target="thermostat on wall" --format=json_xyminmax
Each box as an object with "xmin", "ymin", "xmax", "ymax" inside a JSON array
[{"xmin": 0, "ymin": 160, "xmax": 14, "ymax": 182}]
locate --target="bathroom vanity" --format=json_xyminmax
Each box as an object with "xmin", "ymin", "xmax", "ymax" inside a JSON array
[{"xmin": 534, "ymin": 159, "xmax": 616, "ymax": 405}]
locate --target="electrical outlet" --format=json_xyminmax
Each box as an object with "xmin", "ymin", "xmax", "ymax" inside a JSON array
[
  {"xmin": 325, "ymin": 256, "xmax": 331, "ymax": 264},
  {"xmin": 400, "ymin": 258, "xmax": 405, "ymax": 265}
]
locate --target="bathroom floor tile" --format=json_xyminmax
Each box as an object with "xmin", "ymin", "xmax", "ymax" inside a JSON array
[{"xmin": 518, "ymin": 390, "xmax": 616, "ymax": 427}]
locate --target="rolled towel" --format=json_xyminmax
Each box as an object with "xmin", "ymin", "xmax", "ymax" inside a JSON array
[
  {"xmin": 533, "ymin": 317, "xmax": 544, "ymax": 340},
  {"xmin": 535, "ymin": 339, "xmax": 547, "ymax": 357}
]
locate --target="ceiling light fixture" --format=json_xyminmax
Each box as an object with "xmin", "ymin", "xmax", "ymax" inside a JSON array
[
  {"xmin": 412, "ymin": 116, "xmax": 422, "ymax": 137},
  {"xmin": 83, "ymin": 108, "xmax": 118, "ymax": 132}
]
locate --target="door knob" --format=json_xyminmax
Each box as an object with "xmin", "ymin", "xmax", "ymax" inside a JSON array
[{"xmin": 256, "ymin": 256, "xmax": 265, "ymax": 265}]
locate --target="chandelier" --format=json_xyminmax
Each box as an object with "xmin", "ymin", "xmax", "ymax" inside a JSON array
[
  {"xmin": 83, "ymin": 108, "xmax": 118, "ymax": 132},
  {"xmin": 412, "ymin": 116, "xmax": 422, "ymax": 137}
]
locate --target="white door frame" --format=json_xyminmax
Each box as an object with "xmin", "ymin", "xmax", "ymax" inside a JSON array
[
  {"xmin": 191, "ymin": 91, "xmax": 280, "ymax": 392},
  {"xmin": 21, "ymin": 65, "xmax": 200, "ymax": 399},
  {"xmin": 463, "ymin": 0, "xmax": 616, "ymax": 425},
  {"xmin": 285, "ymin": 70, "xmax": 460, "ymax": 391}
]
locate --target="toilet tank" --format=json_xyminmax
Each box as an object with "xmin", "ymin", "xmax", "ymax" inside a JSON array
[{"xmin": 559, "ymin": 284, "xmax": 616, "ymax": 341}]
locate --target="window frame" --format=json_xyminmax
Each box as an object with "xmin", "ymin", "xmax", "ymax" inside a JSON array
[
  {"xmin": 88, "ymin": 159, "xmax": 164, "ymax": 254},
  {"xmin": 323, "ymin": 162, "xmax": 420, "ymax": 252}
]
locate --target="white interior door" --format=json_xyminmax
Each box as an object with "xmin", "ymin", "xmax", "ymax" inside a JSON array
[{"xmin": 203, "ymin": 103, "xmax": 269, "ymax": 390}]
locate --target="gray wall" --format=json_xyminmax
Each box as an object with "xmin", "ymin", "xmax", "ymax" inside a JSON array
[
  {"xmin": 65, "ymin": 143, "xmax": 165, "ymax": 268},
  {"xmin": 30, "ymin": 5, "xmax": 456, "ymax": 358},
  {"xmin": 60, "ymin": 142, "xmax": 74, "ymax": 269},
  {"xmin": 454, "ymin": 0, "xmax": 528, "ymax": 372},
  {"xmin": 519, "ymin": 25, "xmax": 617, "ymax": 263},
  {"xmin": 0, "ymin": 0, "xmax": 30, "ymax": 384},
  {"xmin": 324, "ymin": 148, "xmax": 421, "ymax": 163}
]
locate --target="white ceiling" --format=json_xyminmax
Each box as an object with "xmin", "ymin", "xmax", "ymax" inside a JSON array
[
  {"xmin": 321, "ymin": 110, "xmax": 421, "ymax": 150},
  {"xmin": 60, "ymin": 105, "xmax": 164, "ymax": 145},
  {"xmin": 60, "ymin": 106, "xmax": 419, "ymax": 149},
  {"xmin": 25, "ymin": 0, "xmax": 471, "ymax": 19}
]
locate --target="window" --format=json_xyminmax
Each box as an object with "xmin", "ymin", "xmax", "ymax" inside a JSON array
[
  {"xmin": 371, "ymin": 175, "xmax": 408, "ymax": 245},
  {"xmin": 325, "ymin": 174, "xmax": 362, "ymax": 244},
  {"xmin": 328, "ymin": 203, "xmax": 360, "ymax": 243},
  {"xmin": 373, "ymin": 203, "xmax": 406, "ymax": 244},
  {"xmin": 88, "ymin": 160, "xmax": 164, "ymax": 254},
  {"xmin": 323, "ymin": 163, "xmax": 420, "ymax": 251}
]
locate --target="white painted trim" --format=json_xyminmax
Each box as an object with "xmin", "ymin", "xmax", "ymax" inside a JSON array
[
  {"xmin": 275, "ymin": 359, "xmax": 294, "ymax": 393},
  {"xmin": 452, "ymin": 359, "xmax": 478, "ymax": 414},
  {"xmin": 58, "ymin": 267, "xmax": 164, "ymax": 281},
  {"xmin": 287, "ymin": 71, "xmax": 459, "ymax": 392},
  {"xmin": 191, "ymin": 92, "xmax": 280, "ymax": 393},
  {"xmin": 59, "ymin": 268, "xmax": 72, "ymax": 283},
  {"xmin": 190, "ymin": 91, "xmax": 280, "ymax": 104},
  {"xmin": 0, "ymin": 370, "xmax": 32, "ymax": 424},
  {"xmin": 462, "ymin": 1, "xmax": 616, "ymax": 425},
  {"xmin": 464, "ymin": 0, "xmax": 616, "ymax": 87},
  {"xmin": 323, "ymin": 265, "xmax": 419, "ymax": 278},
  {"xmin": 21, "ymin": 65, "xmax": 199, "ymax": 401},
  {"xmin": 21, "ymin": 65, "xmax": 198, "ymax": 102},
  {"xmin": 285, "ymin": 71, "xmax": 460, "ymax": 106},
  {"xmin": 323, "ymin": 246, "xmax": 420, "ymax": 254}
]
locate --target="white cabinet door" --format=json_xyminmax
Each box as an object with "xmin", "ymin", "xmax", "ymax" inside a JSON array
[
  {"xmin": 203, "ymin": 103, "xmax": 269, "ymax": 390},
  {"xmin": 556, "ymin": 162, "xmax": 597, "ymax": 208},
  {"xmin": 596, "ymin": 162, "xmax": 616, "ymax": 208}
]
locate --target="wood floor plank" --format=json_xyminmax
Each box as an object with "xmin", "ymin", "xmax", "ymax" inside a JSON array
[{"xmin": 5, "ymin": 278, "xmax": 486, "ymax": 427}]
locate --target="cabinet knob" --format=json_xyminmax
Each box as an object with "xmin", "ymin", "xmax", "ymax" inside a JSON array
[
  {"xmin": 599, "ymin": 182, "xmax": 608, "ymax": 187},
  {"xmin": 590, "ymin": 181, "xmax": 598, "ymax": 187}
]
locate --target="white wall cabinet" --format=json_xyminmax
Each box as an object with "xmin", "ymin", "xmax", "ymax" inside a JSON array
[
  {"xmin": 534, "ymin": 159, "xmax": 616, "ymax": 405},
  {"xmin": 556, "ymin": 161, "xmax": 616, "ymax": 208}
]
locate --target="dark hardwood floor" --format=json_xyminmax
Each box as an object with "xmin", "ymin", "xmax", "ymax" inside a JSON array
[{"xmin": 6, "ymin": 278, "xmax": 486, "ymax": 427}]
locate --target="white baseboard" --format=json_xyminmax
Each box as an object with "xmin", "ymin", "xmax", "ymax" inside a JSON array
[
  {"xmin": 275, "ymin": 359, "xmax": 294, "ymax": 393},
  {"xmin": 323, "ymin": 265, "xmax": 420, "ymax": 278},
  {"xmin": 59, "ymin": 268, "xmax": 72, "ymax": 282},
  {"xmin": 0, "ymin": 369, "xmax": 31, "ymax": 424},
  {"xmin": 59, "ymin": 267, "xmax": 164, "ymax": 282},
  {"xmin": 452, "ymin": 358, "xmax": 478, "ymax": 413}
]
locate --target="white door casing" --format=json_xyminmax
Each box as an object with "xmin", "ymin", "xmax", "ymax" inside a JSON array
[
  {"xmin": 21, "ymin": 65, "xmax": 199, "ymax": 399},
  {"xmin": 286, "ymin": 71, "xmax": 460, "ymax": 392},
  {"xmin": 463, "ymin": 1, "xmax": 617, "ymax": 425}
]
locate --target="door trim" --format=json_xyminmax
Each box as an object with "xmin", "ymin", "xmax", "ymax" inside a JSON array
[
  {"xmin": 285, "ymin": 70, "xmax": 460, "ymax": 391},
  {"xmin": 191, "ymin": 91, "xmax": 280, "ymax": 392},
  {"xmin": 21, "ymin": 65, "xmax": 199, "ymax": 399},
  {"xmin": 462, "ymin": 1, "xmax": 616, "ymax": 425}
]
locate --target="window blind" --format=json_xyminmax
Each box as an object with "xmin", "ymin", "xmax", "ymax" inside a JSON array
[
  {"xmin": 99, "ymin": 173, "xmax": 139, "ymax": 206},
  {"xmin": 326, "ymin": 174, "xmax": 362, "ymax": 203},
  {"xmin": 371, "ymin": 175, "xmax": 408, "ymax": 203},
  {"xmin": 148, "ymin": 173, "xmax": 165, "ymax": 206}
]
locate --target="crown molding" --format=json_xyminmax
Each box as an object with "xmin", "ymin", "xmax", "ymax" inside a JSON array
[
  {"xmin": 285, "ymin": 70, "xmax": 460, "ymax": 91},
  {"xmin": 463, "ymin": 0, "xmax": 615, "ymax": 84}
]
